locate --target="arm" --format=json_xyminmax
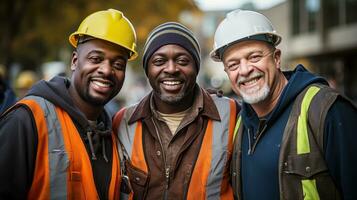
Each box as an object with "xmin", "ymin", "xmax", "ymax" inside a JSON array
[
  {"xmin": 0, "ymin": 106, "xmax": 38, "ymax": 199},
  {"xmin": 324, "ymin": 96, "xmax": 357, "ymax": 200}
]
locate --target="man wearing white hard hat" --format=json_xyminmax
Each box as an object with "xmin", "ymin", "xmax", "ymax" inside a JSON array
[{"xmin": 211, "ymin": 9, "xmax": 357, "ymax": 200}]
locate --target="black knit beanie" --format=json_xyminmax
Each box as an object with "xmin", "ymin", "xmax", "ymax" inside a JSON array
[{"xmin": 142, "ymin": 22, "xmax": 201, "ymax": 74}]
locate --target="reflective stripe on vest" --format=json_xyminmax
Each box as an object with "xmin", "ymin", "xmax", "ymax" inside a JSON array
[
  {"xmin": 233, "ymin": 116, "xmax": 242, "ymax": 141},
  {"xmin": 233, "ymin": 86, "xmax": 322, "ymax": 200},
  {"xmin": 20, "ymin": 96, "xmax": 120, "ymax": 199},
  {"xmin": 297, "ymin": 86, "xmax": 320, "ymax": 200},
  {"xmin": 117, "ymin": 96, "xmax": 236, "ymax": 199}
]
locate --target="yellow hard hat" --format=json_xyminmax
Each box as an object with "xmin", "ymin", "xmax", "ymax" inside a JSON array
[
  {"xmin": 69, "ymin": 9, "xmax": 138, "ymax": 61},
  {"xmin": 15, "ymin": 70, "xmax": 38, "ymax": 89}
]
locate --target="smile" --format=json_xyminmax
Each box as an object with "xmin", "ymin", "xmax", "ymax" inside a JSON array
[
  {"xmin": 240, "ymin": 77, "xmax": 260, "ymax": 87},
  {"xmin": 91, "ymin": 78, "xmax": 113, "ymax": 88},
  {"xmin": 160, "ymin": 80, "xmax": 183, "ymax": 92},
  {"xmin": 162, "ymin": 80, "xmax": 182, "ymax": 85},
  {"xmin": 238, "ymin": 73, "xmax": 263, "ymax": 87}
]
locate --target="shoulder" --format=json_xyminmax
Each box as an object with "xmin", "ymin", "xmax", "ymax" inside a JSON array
[
  {"xmin": 0, "ymin": 105, "xmax": 37, "ymax": 143},
  {"xmin": 326, "ymin": 96, "xmax": 357, "ymax": 122},
  {"xmin": 1, "ymin": 103, "xmax": 34, "ymax": 123}
]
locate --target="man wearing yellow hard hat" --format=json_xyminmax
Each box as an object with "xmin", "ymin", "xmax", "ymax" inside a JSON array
[{"xmin": 0, "ymin": 9, "xmax": 137, "ymax": 199}]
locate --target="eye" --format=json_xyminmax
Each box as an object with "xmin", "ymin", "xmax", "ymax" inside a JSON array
[
  {"xmin": 176, "ymin": 57, "xmax": 190, "ymax": 66},
  {"xmin": 248, "ymin": 54, "xmax": 263, "ymax": 63},
  {"xmin": 112, "ymin": 60, "xmax": 126, "ymax": 71},
  {"xmin": 226, "ymin": 63, "xmax": 239, "ymax": 71},
  {"xmin": 152, "ymin": 57, "xmax": 166, "ymax": 66},
  {"xmin": 88, "ymin": 56, "xmax": 103, "ymax": 64}
]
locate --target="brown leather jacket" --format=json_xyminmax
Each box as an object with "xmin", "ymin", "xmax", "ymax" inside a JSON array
[{"xmin": 115, "ymin": 86, "xmax": 238, "ymax": 200}]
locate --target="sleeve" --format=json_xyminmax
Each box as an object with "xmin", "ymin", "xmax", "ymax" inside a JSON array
[
  {"xmin": 0, "ymin": 106, "xmax": 38, "ymax": 199},
  {"xmin": 323, "ymin": 96, "xmax": 357, "ymax": 200}
]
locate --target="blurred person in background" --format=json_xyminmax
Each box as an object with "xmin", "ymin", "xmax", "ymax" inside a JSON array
[
  {"xmin": 211, "ymin": 9, "xmax": 357, "ymax": 200},
  {"xmin": 14, "ymin": 70, "xmax": 38, "ymax": 99},
  {"xmin": 113, "ymin": 22, "xmax": 239, "ymax": 200},
  {"xmin": 0, "ymin": 65, "xmax": 17, "ymax": 114},
  {"xmin": 0, "ymin": 9, "xmax": 137, "ymax": 199}
]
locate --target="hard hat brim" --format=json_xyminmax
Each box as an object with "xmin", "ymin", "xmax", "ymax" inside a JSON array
[
  {"xmin": 69, "ymin": 33, "xmax": 138, "ymax": 61},
  {"xmin": 210, "ymin": 32, "xmax": 281, "ymax": 62}
]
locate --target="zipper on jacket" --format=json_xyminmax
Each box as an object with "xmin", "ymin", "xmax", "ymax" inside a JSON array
[
  {"xmin": 247, "ymin": 128, "xmax": 252, "ymax": 155},
  {"xmin": 247, "ymin": 124, "xmax": 268, "ymax": 155},
  {"xmin": 151, "ymin": 118, "xmax": 170, "ymax": 200},
  {"xmin": 165, "ymin": 167, "xmax": 170, "ymax": 188}
]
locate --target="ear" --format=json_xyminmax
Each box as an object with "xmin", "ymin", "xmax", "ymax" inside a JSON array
[
  {"xmin": 273, "ymin": 48, "xmax": 281, "ymax": 69},
  {"xmin": 71, "ymin": 51, "xmax": 78, "ymax": 71}
]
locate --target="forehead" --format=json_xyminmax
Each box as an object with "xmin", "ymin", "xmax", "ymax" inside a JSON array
[
  {"xmin": 223, "ymin": 40, "xmax": 271, "ymax": 59},
  {"xmin": 152, "ymin": 44, "xmax": 190, "ymax": 56},
  {"xmin": 77, "ymin": 39, "xmax": 129, "ymax": 58}
]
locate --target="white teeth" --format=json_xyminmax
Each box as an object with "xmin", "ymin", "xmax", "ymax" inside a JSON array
[
  {"xmin": 245, "ymin": 79, "xmax": 258, "ymax": 85},
  {"xmin": 163, "ymin": 81, "xmax": 181, "ymax": 85},
  {"xmin": 92, "ymin": 81, "xmax": 110, "ymax": 87}
]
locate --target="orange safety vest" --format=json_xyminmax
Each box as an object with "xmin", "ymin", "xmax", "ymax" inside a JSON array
[
  {"xmin": 16, "ymin": 96, "xmax": 120, "ymax": 200},
  {"xmin": 114, "ymin": 95, "xmax": 237, "ymax": 200}
]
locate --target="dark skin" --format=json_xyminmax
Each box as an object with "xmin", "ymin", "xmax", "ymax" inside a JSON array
[
  {"xmin": 147, "ymin": 44, "xmax": 198, "ymax": 114},
  {"xmin": 69, "ymin": 39, "xmax": 129, "ymax": 120}
]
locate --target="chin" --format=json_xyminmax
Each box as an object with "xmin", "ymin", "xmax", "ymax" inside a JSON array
[
  {"xmin": 241, "ymin": 85, "xmax": 270, "ymax": 104},
  {"xmin": 159, "ymin": 93, "xmax": 186, "ymax": 104}
]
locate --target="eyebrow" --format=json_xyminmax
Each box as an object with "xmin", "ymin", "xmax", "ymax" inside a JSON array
[{"xmin": 87, "ymin": 50, "xmax": 127, "ymax": 61}]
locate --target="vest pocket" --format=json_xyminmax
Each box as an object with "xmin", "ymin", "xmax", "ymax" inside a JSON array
[
  {"xmin": 284, "ymin": 152, "xmax": 328, "ymax": 178},
  {"xmin": 70, "ymin": 171, "xmax": 85, "ymax": 200},
  {"xmin": 125, "ymin": 161, "xmax": 148, "ymax": 199}
]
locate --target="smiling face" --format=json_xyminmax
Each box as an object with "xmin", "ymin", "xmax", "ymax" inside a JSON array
[
  {"xmin": 223, "ymin": 40, "xmax": 282, "ymax": 105},
  {"xmin": 147, "ymin": 44, "xmax": 197, "ymax": 112},
  {"xmin": 70, "ymin": 39, "xmax": 129, "ymax": 108}
]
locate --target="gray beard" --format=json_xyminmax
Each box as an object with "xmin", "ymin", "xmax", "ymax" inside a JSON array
[{"xmin": 241, "ymin": 84, "xmax": 270, "ymax": 104}]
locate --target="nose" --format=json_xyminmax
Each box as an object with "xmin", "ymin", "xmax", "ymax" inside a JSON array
[
  {"xmin": 238, "ymin": 59, "xmax": 253, "ymax": 76},
  {"xmin": 98, "ymin": 61, "xmax": 113, "ymax": 75},
  {"xmin": 163, "ymin": 60, "xmax": 178, "ymax": 74}
]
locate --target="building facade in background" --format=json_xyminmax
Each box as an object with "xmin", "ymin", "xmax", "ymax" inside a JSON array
[{"xmin": 287, "ymin": 0, "xmax": 357, "ymax": 101}]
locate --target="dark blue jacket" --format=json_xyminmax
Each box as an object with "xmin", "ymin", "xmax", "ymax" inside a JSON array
[{"xmin": 240, "ymin": 65, "xmax": 357, "ymax": 199}]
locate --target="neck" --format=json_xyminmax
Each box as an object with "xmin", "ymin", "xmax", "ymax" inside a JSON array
[
  {"xmin": 252, "ymin": 73, "xmax": 288, "ymax": 117},
  {"xmin": 68, "ymin": 85, "xmax": 102, "ymax": 121}
]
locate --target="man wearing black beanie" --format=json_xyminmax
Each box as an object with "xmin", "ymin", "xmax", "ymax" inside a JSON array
[{"xmin": 113, "ymin": 22, "xmax": 239, "ymax": 199}]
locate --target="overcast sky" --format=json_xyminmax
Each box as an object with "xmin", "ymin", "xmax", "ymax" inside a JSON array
[{"xmin": 195, "ymin": 0, "xmax": 285, "ymax": 11}]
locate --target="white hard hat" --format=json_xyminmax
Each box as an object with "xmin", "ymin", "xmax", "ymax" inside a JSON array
[{"xmin": 210, "ymin": 9, "xmax": 282, "ymax": 62}]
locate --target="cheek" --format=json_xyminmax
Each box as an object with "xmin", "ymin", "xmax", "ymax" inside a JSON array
[
  {"xmin": 226, "ymin": 71, "xmax": 237, "ymax": 84},
  {"xmin": 116, "ymin": 73, "xmax": 125, "ymax": 83}
]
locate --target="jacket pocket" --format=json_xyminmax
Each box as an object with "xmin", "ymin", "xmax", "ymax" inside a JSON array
[
  {"xmin": 284, "ymin": 151, "xmax": 328, "ymax": 178},
  {"xmin": 125, "ymin": 161, "xmax": 149, "ymax": 199},
  {"xmin": 282, "ymin": 152, "xmax": 340, "ymax": 200}
]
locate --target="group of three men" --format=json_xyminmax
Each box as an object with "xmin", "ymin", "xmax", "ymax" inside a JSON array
[{"xmin": 0, "ymin": 8, "xmax": 356, "ymax": 200}]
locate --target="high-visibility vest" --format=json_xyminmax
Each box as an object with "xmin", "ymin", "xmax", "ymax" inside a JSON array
[
  {"xmin": 114, "ymin": 95, "xmax": 237, "ymax": 200},
  {"xmin": 14, "ymin": 96, "xmax": 121, "ymax": 200},
  {"xmin": 232, "ymin": 84, "xmax": 342, "ymax": 200}
]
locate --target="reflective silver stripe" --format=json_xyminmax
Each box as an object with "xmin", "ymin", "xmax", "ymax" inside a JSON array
[
  {"xmin": 117, "ymin": 110, "xmax": 137, "ymax": 158},
  {"xmin": 25, "ymin": 96, "xmax": 69, "ymax": 199},
  {"xmin": 206, "ymin": 96, "xmax": 232, "ymax": 199}
]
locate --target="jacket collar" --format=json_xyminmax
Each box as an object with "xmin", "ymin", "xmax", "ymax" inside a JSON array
[{"xmin": 128, "ymin": 85, "xmax": 220, "ymax": 124}]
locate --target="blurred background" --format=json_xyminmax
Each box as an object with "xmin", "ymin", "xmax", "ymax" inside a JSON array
[{"xmin": 1, "ymin": 0, "xmax": 357, "ymax": 114}]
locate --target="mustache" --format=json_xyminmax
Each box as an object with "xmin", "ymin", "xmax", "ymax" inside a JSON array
[{"xmin": 237, "ymin": 71, "xmax": 264, "ymax": 84}]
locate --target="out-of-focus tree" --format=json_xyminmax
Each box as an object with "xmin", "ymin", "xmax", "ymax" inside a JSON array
[{"xmin": 0, "ymin": 0, "xmax": 198, "ymax": 73}]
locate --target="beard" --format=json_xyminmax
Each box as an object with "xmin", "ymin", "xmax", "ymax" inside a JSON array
[
  {"xmin": 240, "ymin": 83, "xmax": 270, "ymax": 104},
  {"xmin": 157, "ymin": 91, "xmax": 186, "ymax": 105},
  {"xmin": 236, "ymin": 71, "xmax": 270, "ymax": 104}
]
